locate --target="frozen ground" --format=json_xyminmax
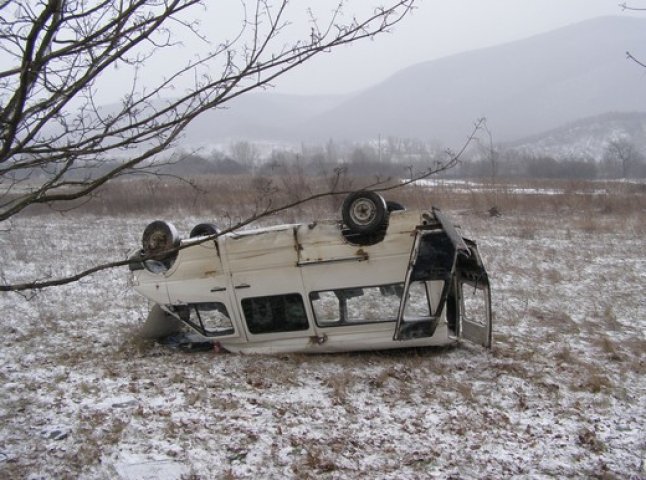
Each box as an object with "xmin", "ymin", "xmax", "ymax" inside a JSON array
[{"xmin": 0, "ymin": 206, "xmax": 644, "ymax": 479}]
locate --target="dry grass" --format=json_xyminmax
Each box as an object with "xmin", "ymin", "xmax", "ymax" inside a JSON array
[
  {"xmin": 14, "ymin": 175, "xmax": 646, "ymax": 223},
  {"xmin": 1, "ymin": 178, "xmax": 644, "ymax": 479},
  {"xmin": 323, "ymin": 370, "xmax": 355, "ymax": 406}
]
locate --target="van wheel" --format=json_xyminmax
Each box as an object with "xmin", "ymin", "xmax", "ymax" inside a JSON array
[
  {"xmin": 142, "ymin": 220, "xmax": 180, "ymax": 261},
  {"xmin": 190, "ymin": 223, "xmax": 219, "ymax": 238},
  {"xmin": 342, "ymin": 191, "xmax": 388, "ymax": 235}
]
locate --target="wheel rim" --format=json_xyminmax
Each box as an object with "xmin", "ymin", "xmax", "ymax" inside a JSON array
[{"xmin": 350, "ymin": 198, "xmax": 377, "ymax": 225}]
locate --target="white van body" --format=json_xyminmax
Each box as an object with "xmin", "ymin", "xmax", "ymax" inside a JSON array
[{"xmin": 130, "ymin": 207, "xmax": 492, "ymax": 354}]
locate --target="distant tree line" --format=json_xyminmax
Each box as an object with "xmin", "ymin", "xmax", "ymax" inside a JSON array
[
  {"xmin": 28, "ymin": 136, "xmax": 644, "ymax": 182},
  {"xmin": 167, "ymin": 138, "xmax": 447, "ymax": 179},
  {"xmin": 462, "ymin": 140, "xmax": 646, "ymax": 180},
  {"xmin": 163, "ymin": 137, "xmax": 646, "ymax": 180}
]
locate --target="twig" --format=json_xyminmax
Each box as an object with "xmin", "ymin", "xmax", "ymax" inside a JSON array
[{"xmin": 0, "ymin": 119, "xmax": 483, "ymax": 292}]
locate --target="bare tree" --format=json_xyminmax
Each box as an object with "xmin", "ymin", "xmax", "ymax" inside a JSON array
[
  {"xmin": 229, "ymin": 140, "xmax": 260, "ymax": 172},
  {"xmin": 0, "ymin": 0, "xmax": 414, "ymax": 223},
  {"xmin": 602, "ymin": 138, "xmax": 644, "ymax": 178},
  {"xmin": 0, "ymin": 1, "xmax": 487, "ymax": 293},
  {"xmin": 476, "ymin": 119, "xmax": 499, "ymax": 182}
]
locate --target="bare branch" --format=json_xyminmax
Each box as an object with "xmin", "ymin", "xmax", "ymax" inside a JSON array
[
  {"xmin": 620, "ymin": 2, "xmax": 646, "ymax": 67},
  {"xmin": 626, "ymin": 50, "xmax": 646, "ymax": 68},
  {"xmin": 0, "ymin": 0, "xmax": 415, "ymax": 223},
  {"xmin": 0, "ymin": 0, "xmax": 421, "ymax": 291},
  {"xmin": 0, "ymin": 119, "xmax": 483, "ymax": 292},
  {"xmin": 619, "ymin": 2, "xmax": 646, "ymax": 11}
]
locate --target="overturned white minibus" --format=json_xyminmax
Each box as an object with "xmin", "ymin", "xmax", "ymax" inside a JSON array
[{"xmin": 129, "ymin": 191, "xmax": 492, "ymax": 354}]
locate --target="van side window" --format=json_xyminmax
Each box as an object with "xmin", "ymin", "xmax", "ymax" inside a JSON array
[
  {"xmin": 310, "ymin": 282, "xmax": 431, "ymax": 327},
  {"xmin": 177, "ymin": 302, "xmax": 235, "ymax": 337},
  {"xmin": 242, "ymin": 294, "xmax": 309, "ymax": 334}
]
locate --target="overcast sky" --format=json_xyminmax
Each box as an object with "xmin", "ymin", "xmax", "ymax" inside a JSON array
[
  {"xmin": 270, "ymin": 0, "xmax": 639, "ymax": 95},
  {"xmin": 84, "ymin": 0, "xmax": 639, "ymax": 104}
]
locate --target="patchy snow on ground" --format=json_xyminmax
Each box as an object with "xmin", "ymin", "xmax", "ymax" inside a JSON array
[
  {"xmin": 0, "ymin": 205, "xmax": 644, "ymax": 479},
  {"xmin": 406, "ymin": 178, "xmax": 615, "ymax": 196}
]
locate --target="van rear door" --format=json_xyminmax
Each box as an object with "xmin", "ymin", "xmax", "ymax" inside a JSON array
[
  {"xmin": 455, "ymin": 239, "xmax": 492, "ymax": 348},
  {"xmin": 393, "ymin": 210, "xmax": 492, "ymax": 348}
]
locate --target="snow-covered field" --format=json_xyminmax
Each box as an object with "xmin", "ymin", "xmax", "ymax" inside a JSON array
[{"xmin": 0, "ymin": 200, "xmax": 644, "ymax": 478}]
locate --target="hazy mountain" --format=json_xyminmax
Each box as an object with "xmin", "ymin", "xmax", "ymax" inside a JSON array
[
  {"xmin": 182, "ymin": 16, "xmax": 646, "ymax": 149},
  {"xmin": 508, "ymin": 112, "xmax": 646, "ymax": 159},
  {"xmin": 183, "ymin": 92, "xmax": 347, "ymax": 144}
]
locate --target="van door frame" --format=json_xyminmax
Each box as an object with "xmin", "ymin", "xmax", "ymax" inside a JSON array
[
  {"xmin": 454, "ymin": 239, "xmax": 493, "ymax": 348},
  {"xmin": 393, "ymin": 217, "xmax": 492, "ymax": 348}
]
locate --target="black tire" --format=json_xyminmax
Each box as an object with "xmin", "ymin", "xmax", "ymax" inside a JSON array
[
  {"xmin": 189, "ymin": 223, "xmax": 219, "ymax": 238},
  {"xmin": 386, "ymin": 200, "xmax": 405, "ymax": 212},
  {"xmin": 142, "ymin": 220, "xmax": 180, "ymax": 261},
  {"xmin": 342, "ymin": 191, "xmax": 388, "ymax": 235}
]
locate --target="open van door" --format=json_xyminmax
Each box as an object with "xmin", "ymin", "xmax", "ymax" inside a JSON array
[
  {"xmin": 457, "ymin": 282, "xmax": 492, "ymax": 348},
  {"xmin": 393, "ymin": 209, "xmax": 492, "ymax": 348},
  {"xmin": 455, "ymin": 238, "xmax": 492, "ymax": 348}
]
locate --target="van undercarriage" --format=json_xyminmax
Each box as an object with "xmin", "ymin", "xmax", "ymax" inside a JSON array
[{"xmin": 130, "ymin": 192, "xmax": 492, "ymax": 354}]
